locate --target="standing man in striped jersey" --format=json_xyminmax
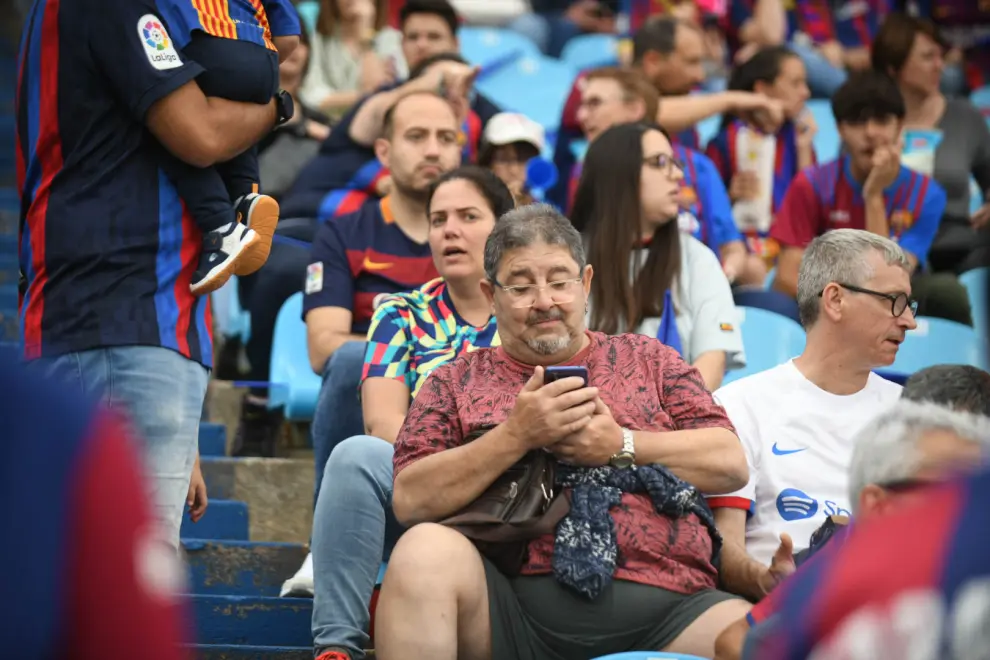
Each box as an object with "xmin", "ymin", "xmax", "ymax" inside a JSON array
[{"xmin": 16, "ymin": 0, "xmax": 284, "ymax": 549}]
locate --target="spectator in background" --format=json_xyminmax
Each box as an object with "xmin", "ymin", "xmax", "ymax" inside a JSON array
[
  {"xmin": 478, "ymin": 113, "xmax": 546, "ymax": 206},
  {"xmin": 770, "ymin": 70, "xmax": 973, "ymax": 326},
  {"xmin": 573, "ymin": 68, "xmax": 766, "ymax": 287},
  {"xmin": 872, "ymin": 13, "xmax": 990, "ymax": 275},
  {"xmin": 549, "ymin": 16, "xmax": 785, "ymax": 208},
  {"xmin": 277, "ymin": 91, "xmax": 462, "ymax": 596},
  {"xmin": 376, "ymin": 204, "xmax": 750, "ymax": 660},
  {"xmin": 306, "ymin": 168, "xmax": 513, "ymax": 659},
  {"xmin": 902, "ymin": 364, "xmax": 990, "ymax": 417},
  {"xmin": 710, "ymin": 229, "xmax": 910, "ymax": 603},
  {"xmin": 721, "ymin": 0, "xmax": 789, "ymax": 65},
  {"xmin": 0, "ymin": 354, "xmax": 191, "ymax": 660},
  {"xmin": 508, "ymin": 0, "xmax": 618, "ymax": 58},
  {"xmin": 299, "ymin": 0, "xmax": 405, "ymax": 119},
  {"xmin": 715, "ymin": 399, "xmax": 990, "ymax": 660},
  {"xmin": 17, "ymin": 0, "xmax": 278, "ymax": 549},
  {"xmin": 706, "ymin": 46, "xmax": 814, "ymax": 267},
  {"xmin": 572, "ymin": 122, "xmax": 746, "ymax": 391},
  {"xmin": 904, "ymin": 0, "xmax": 990, "ymax": 96},
  {"xmin": 256, "ymin": 27, "xmax": 332, "ymax": 201}
]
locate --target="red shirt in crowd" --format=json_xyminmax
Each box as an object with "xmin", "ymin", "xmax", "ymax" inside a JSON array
[{"xmin": 393, "ymin": 331, "xmax": 736, "ymax": 594}]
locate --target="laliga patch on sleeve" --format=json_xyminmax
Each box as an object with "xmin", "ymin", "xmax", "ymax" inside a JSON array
[
  {"xmin": 137, "ymin": 15, "xmax": 182, "ymax": 71},
  {"xmin": 305, "ymin": 262, "xmax": 324, "ymax": 294}
]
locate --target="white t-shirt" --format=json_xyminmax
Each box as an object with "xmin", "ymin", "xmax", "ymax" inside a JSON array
[{"xmin": 710, "ymin": 360, "xmax": 902, "ymax": 565}]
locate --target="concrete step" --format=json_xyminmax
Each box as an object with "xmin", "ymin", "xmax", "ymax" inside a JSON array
[
  {"xmin": 182, "ymin": 500, "xmax": 249, "ymax": 541},
  {"xmin": 200, "ymin": 457, "xmax": 314, "ymax": 544},
  {"xmin": 191, "ymin": 594, "xmax": 312, "ymax": 647},
  {"xmin": 200, "ymin": 422, "xmax": 228, "ymax": 458},
  {"xmin": 183, "ymin": 539, "xmax": 307, "ymax": 597},
  {"xmin": 189, "ymin": 645, "xmax": 312, "ymax": 660}
]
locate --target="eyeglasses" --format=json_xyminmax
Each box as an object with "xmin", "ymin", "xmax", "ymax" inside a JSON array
[
  {"xmin": 643, "ymin": 153, "xmax": 684, "ymax": 177},
  {"xmin": 821, "ymin": 283, "xmax": 919, "ymax": 318},
  {"xmin": 491, "ymin": 277, "xmax": 583, "ymax": 309}
]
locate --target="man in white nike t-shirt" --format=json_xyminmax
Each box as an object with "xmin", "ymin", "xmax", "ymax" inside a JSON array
[{"xmin": 710, "ymin": 229, "xmax": 916, "ymax": 601}]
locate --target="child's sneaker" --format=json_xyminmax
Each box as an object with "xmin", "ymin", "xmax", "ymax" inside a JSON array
[
  {"xmin": 189, "ymin": 221, "xmax": 260, "ymax": 296},
  {"xmin": 232, "ymin": 192, "xmax": 279, "ymax": 276}
]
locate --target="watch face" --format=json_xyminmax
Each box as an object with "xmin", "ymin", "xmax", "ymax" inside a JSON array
[{"xmin": 611, "ymin": 453, "xmax": 634, "ymax": 469}]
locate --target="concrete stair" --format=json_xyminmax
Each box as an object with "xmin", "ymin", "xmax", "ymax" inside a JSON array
[{"xmin": 186, "ymin": 422, "xmax": 314, "ymax": 659}]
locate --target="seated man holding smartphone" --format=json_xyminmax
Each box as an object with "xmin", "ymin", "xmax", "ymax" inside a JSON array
[{"xmin": 374, "ymin": 204, "xmax": 752, "ymax": 660}]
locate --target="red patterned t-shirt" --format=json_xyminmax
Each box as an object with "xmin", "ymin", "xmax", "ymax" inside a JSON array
[{"xmin": 393, "ymin": 331, "xmax": 737, "ymax": 594}]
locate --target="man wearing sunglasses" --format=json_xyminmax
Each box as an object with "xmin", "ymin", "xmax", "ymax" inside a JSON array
[
  {"xmin": 714, "ymin": 399, "xmax": 990, "ymax": 660},
  {"xmin": 768, "ymin": 70, "xmax": 972, "ymax": 326},
  {"xmin": 708, "ymin": 229, "xmax": 911, "ymax": 603}
]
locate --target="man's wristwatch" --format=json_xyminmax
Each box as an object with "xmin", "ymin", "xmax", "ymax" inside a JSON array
[
  {"xmin": 274, "ymin": 89, "xmax": 295, "ymax": 127},
  {"xmin": 609, "ymin": 427, "xmax": 636, "ymax": 469}
]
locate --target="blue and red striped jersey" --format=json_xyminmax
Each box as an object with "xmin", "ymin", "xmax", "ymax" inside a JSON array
[
  {"xmin": 302, "ymin": 197, "xmax": 439, "ymax": 336},
  {"xmin": 744, "ymin": 469, "xmax": 990, "ymax": 659},
  {"xmin": 0, "ymin": 351, "xmax": 191, "ymax": 659},
  {"xmin": 770, "ymin": 156, "xmax": 945, "ymax": 263},
  {"xmin": 832, "ymin": 0, "xmax": 890, "ymax": 49},
  {"xmin": 280, "ymin": 85, "xmax": 497, "ymax": 221},
  {"xmin": 157, "ymin": 0, "xmax": 300, "ymax": 51},
  {"xmin": 675, "ymin": 144, "xmax": 743, "ymax": 254},
  {"xmin": 16, "ymin": 0, "xmax": 212, "ymax": 366}
]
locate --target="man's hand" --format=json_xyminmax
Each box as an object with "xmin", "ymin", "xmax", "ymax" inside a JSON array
[
  {"xmin": 548, "ymin": 397, "xmax": 623, "ymax": 467},
  {"xmin": 505, "ymin": 367, "xmax": 598, "ymax": 451},
  {"xmin": 732, "ymin": 93, "xmax": 785, "ymax": 133},
  {"xmin": 796, "ymin": 109, "xmax": 818, "ymax": 151},
  {"xmin": 757, "ymin": 533, "xmax": 796, "ymax": 595},
  {"xmin": 729, "ymin": 170, "xmax": 761, "ymax": 202},
  {"xmin": 843, "ymin": 46, "xmax": 871, "ymax": 71},
  {"xmin": 818, "ymin": 40, "xmax": 845, "ymax": 69},
  {"xmin": 971, "ymin": 203, "xmax": 990, "ymax": 229},
  {"xmin": 863, "ymin": 144, "xmax": 901, "ymax": 198},
  {"xmin": 187, "ymin": 455, "xmax": 208, "ymax": 523}
]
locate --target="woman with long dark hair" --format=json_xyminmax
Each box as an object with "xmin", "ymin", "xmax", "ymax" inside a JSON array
[
  {"xmin": 705, "ymin": 46, "xmax": 814, "ymax": 267},
  {"xmin": 572, "ymin": 122, "xmax": 745, "ymax": 391}
]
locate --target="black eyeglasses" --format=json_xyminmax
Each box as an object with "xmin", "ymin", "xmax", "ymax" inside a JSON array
[
  {"xmin": 878, "ymin": 478, "xmax": 929, "ymax": 493},
  {"xmin": 643, "ymin": 153, "xmax": 684, "ymax": 177},
  {"xmin": 821, "ymin": 283, "xmax": 919, "ymax": 318}
]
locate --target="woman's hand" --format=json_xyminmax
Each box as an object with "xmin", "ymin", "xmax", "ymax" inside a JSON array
[{"xmin": 972, "ymin": 203, "xmax": 990, "ymax": 229}]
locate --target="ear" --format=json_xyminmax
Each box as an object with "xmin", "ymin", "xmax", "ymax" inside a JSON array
[
  {"xmin": 753, "ymin": 79, "xmax": 772, "ymax": 97},
  {"xmin": 640, "ymin": 50, "xmax": 663, "ymax": 77},
  {"xmin": 630, "ymin": 98, "xmax": 648, "ymax": 123},
  {"xmin": 480, "ymin": 278, "xmax": 497, "ymax": 312},
  {"xmin": 374, "ymin": 137, "xmax": 391, "ymax": 169},
  {"xmin": 820, "ymin": 281, "xmax": 844, "ymax": 323},
  {"xmin": 582, "ymin": 264, "xmax": 594, "ymax": 296},
  {"xmin": 857, "ymin": 484, "xmax": 889, "ymax": 518}
]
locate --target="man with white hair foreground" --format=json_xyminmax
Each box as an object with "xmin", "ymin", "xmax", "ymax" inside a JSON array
[
  {"xmin": 709, "ymin": 228, "xmax": 915, "ymax": 601},
  {"xmin": 715, "ymin": 401, "xmax": 990, "ymax": 660}
]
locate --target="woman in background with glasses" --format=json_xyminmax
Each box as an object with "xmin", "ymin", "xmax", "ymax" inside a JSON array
[{"xmin": 571, "ymin": 122, "xmax": 745, "ymax": 391}]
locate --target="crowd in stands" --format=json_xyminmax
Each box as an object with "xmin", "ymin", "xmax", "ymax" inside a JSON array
[{"xmin": 11, "ymin": 0, "xmax": 990, "ymax": 657}]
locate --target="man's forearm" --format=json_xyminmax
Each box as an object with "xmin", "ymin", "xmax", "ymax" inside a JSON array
[
  {"xmin": 719, "ymin": 538, "xmax": 770, "ymax": 601},
  {"xmin": 392, "ymin": 423, "xmax": 528, "ymax": 526},
  {"xmin": 863, "ymin": 194, "xmax": 889, "ymax": 238},
  {"xmin": 309, "ymin": 332, "xmax": 367, "ymax": 374},
  {"xmin": 693, "ymin": 350, "xmax": 727, "ymax": 392},
  {"xmin": 657, "ymin": 94, "xmax": 736, "ymax": 133},
  {"xmin": 633, "ymin": 427, "xmax": 746, "ymax": 494},
  {"xmin": 203, "ymin": 97, "xmax": 277, "ymax": 163}
]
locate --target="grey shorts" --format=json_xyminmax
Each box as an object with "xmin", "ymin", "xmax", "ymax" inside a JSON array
[{"xmin": 483, "ymin": 557, "xmax": 741, "ymax": 660}]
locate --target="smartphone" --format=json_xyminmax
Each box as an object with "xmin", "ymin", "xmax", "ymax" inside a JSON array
[{"xmin": 544, "ymin": 366, "xmax": 589, "ymax": 387}]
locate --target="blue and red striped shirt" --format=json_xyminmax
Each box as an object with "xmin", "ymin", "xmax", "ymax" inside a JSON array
[
  {"xmin": 16, "ymin": 0, "xmax": 212, "ymax": 366},
  {"xmin": 744, "ymin": 469, "xmax": 990, "ymax": 659},
  {"xmin": 674, "ymin": 145, "xmax": 743, "ymax": 254},
  {"xmin": 156, "ymin": 0, "xmax": 300, "ymax": 51},
  {"xmin": 771, "ymin": 156, "xmax": 945, "ymax": 264},
  {"xmin": 302, "ymin": 197, "xmax": 439, "ymax": 338}
]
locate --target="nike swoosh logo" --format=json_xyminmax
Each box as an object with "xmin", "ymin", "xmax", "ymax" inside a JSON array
[
  {"xmin": 772, "ymin": 443, "xmax": 806, "ymax": 456},
  {"xmin": 363, "ymin": 256, "xmax": 394, "ymax": 271}
]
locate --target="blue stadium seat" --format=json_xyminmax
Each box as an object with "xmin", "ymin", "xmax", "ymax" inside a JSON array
[
  {"xmin": 211, "ymin": 276, "xmax": 251, "ymax": 342},
  {"xmin": 972, "ymin": 85, "xmax": 990, "ymax": 114},
  {"xmin": 722, "ymin": 306, "xmax": 806, "ymax": 385},
  {"xmin": 807, "ymin": 99, "xmax": 839, "ymax": 162},
  {"xmin": 476, "ymin": 55, "xmax": 578, "ymax": 133},
  {"xmin": 696, "ymin": 114, "xmax": 720, "ymax": 150},
  {"xmin": 887, "ymin": 316, "xmax": 988, "ymax": 378},
  {"xmin": 732, "ymin": 289, "xmax": 801, "ymax": 324},
  {"xmin": 593, "ymin": 652, "xmax": 707, "ymax": 660},
  {"xmin": 960, "ymin": 267, "xmax": 988, "ymax": 336},
  {"xmin": 763, "ymin": 267, "xmax": 776, "ymax": 290},
  {"xmin": 295, "ymin": 0, "xmax": 319, "ymax": 33},
  {"xmin": 560, "ymin": 33, "xmax": 619, "ymax": 71},
  {"xmin": 268, "ymin": 292, "xmax": 321, "ymax": 421},
  {"xmin": 459, "ymin": 26, "xmax": 542, "ymax": 70}
]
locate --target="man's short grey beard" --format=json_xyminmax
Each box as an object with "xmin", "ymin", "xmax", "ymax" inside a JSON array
[{"xmin": 526, "ymin": 334, "xmax": 572, "ymax": 356}]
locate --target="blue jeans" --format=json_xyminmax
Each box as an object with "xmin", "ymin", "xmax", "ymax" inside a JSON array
[
  {"xmin": 311, "ymin": 341, "xmax": 367, "ymax": 506},
  {"xmin": 789, "ymin": 41, "xmax": 847, "ymax": 98},
  {"xmin": 28, "ymin": 346, "xmax": 208, "ymax": 548},
  {"xmin": 311, "ymin": 435, "xmax": 402, "ymax": 658}
]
